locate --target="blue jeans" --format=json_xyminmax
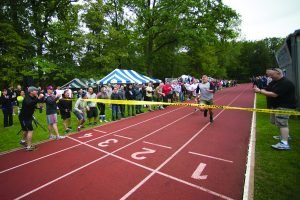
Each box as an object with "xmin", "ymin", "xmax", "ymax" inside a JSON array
[{"xmin": 112, "ymin": 104, "xmax": 119, "ymax": 120}]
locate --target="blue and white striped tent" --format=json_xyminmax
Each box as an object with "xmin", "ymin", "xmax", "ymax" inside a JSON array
[
  {"xmin": 61, "ymin": 78, "xmax": 97, "ymax": 89},
  {"xmin": 97, "ymin": 69, "xmax": 161, "ymax": 85}
]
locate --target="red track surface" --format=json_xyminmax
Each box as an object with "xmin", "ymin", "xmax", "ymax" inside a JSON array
[{"xmin": 0, "ymin": 83, "xmax": 254, "ymax": 200}]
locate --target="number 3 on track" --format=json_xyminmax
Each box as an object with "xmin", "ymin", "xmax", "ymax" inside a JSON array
[
  {"xmin": 98, "ymin": 139, "xmax": 118, "ymax": 147},
  {"xmin": 131, "ymin": 148, "xmax": 156, "ymax": 160},
  {"xmin": 191, "ymin": 163, "xmax": 208, "ymax": 180}
]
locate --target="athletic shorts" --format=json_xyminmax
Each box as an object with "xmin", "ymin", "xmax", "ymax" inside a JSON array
[
  {"xmin": 46, "ymin": 114, "xmax": 58, "ymax": 125},
  {"xmin": 60, "ymin": 111, "xmax": 71, "ymax": 120},
  {"xmin": 87, "ymin": 107, "xmax": 98, "ymax": 118},
  {"xmin": 74, "ymin": 110, "xmax": 86, "ymax": 121},
  {"xmin": 270, "ymin": 107, "xmax": 290, "ymax": 128},
  {"xmin": 200, "ymin": 99, "xmax": 214, "ymax": 106},
  {"xmin": 19, "ymin": 115, "xmax": 33, "ymax": 131}
]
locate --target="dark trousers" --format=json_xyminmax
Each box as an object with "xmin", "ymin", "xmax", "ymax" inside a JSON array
[
  {"xmin": 2, "ymin": 108, "xmax": 13, "ymax": 127},
  {"xmin": 97, "ymin": 103, "xmax": 105, "ymax": 115},
  {"xmin": 127, "ymin": 105, "xmax": 135, "ymax": 116},
  {"xmin": 112, "ymin": 104, "xmax": 119, "ymax": 120},
  {"xmin": 119, "ymin": 104, "xmax": 125, "ymax": 117}
]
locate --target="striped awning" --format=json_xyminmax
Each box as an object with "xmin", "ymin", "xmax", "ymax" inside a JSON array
[
  {"xmin": 97, "ymin": 69, "xmax": 161, "ymax": 85},
  {"xmin": 61, "ymin": 78, "xmax": 88, "ymax": 89}
]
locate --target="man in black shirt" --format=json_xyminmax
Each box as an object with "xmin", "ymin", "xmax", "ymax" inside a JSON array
[
  {"xmin": 19, "ymin": 87, "xmax": 44, "ymax": 151},
  {"xmin": 254, "ymin": 68, "xmax": 296, "ymax": 150}
]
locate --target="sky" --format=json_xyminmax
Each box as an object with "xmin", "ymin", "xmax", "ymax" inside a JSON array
[{"xmin": 222, "ymin": 0, "xmax": 300, "ymax": 41}]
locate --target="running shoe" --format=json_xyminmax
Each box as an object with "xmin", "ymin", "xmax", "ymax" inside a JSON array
[
  {"xmin": 26, "ymin": 145, "xmax": 37, "ymax": 151},
  {"xmin": 49, "ymin": 135, "xmax": 56, "ymax": 140},
  {"xmin": 19, "ymin": 140, "xmax": 27, "ymax": 146},
  {"xmin": 56, "ymin": 135, "xmax": 65, "ymax": 140},
  {"xmin": 210, "ymin": 115, "xmax": 214, "ymax": 123},
  {"xmin": 271, "ymin": 142, "xmax": 290, "ymax": 150}
]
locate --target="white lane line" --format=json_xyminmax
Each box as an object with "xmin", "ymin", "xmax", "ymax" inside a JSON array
[
  {"xmin": 143, "ymin": 141, "xmax": 172, "ymax": 149},
  {"xmin": 0, "ymin": 107, "xmax": 183, "ymax": 174},
  {"xmin": 243, "ymin": 93, "xmax": 257, "ymax": 200},
  {"xmin": 15, "ymin": 110, "xmax": 195, "ymax": 199},
  {"xmin": 93, "ymin": 129, "xmax": 107, "ymax": 133},
  {"xmin": 113, "ymin": 134, "xmax": 133, "ymax": 140},
  {"xmin": 0, "ymin": 144, "xmax": 81, "ymax": 175},
  {"xmin": 14, "ymin": 90, "xmax": 236, "ymax": 199},
  {"xmin": 84, "ymin": 107, "xmax": 184, "ymax": 144},
  {"xmin": 188, "ymin": 152, "xmax": 233, "ymax": 163},
  {"xmin": 14, "ymin": 155, "xmax": 110, "ymax": 200},
  {"xmin": 120, "ymin": 86, "xmax": 248, "ymax": 200},
  {"xmin": 67, "ymin": 133, "xmax": 234, "ymax": 200}
]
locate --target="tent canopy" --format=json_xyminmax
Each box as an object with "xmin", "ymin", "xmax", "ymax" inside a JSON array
[
  {"xmin": 97, "ymin": 69, "xmax": 161, "ymax": 85},
  {"xmin": 61, "ymin": 78, "xmax": 97, "ymax": 89}
]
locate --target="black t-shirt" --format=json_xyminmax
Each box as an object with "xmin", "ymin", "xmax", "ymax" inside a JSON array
[
  {"xmin": 266, "ymin": 77, "xmax": 296, "ymax": 109},
  {"xmin": 19, "ymin": 95, "xmax": 39, "ymax": 119}
]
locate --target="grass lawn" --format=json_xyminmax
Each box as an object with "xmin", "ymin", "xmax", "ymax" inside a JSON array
[
  {"xmin": 0, "ymin": 103, "xmax": 148, "ymax": 153},
  {"xmin": 254, "ymin": 94, "xmax": 300, "ymax": 199}
]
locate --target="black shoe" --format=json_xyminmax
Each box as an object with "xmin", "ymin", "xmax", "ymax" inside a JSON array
[
  {"xmin": 20, "ymin": 140, "xmax": 27, "ymax": 146},
  {"xmin": 204, "ymin": 110, "xmax": 208, "ymax": 117},
  {"xmin": 26, "ymin": 145, "xmax": 37, "ymax": 151},
  {"xmin": 210, "ymin": 116, "xmax": 213, "ymax": 123}
]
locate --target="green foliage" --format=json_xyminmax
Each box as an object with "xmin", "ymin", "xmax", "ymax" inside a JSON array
[{"xmin": 0, "ymin": 0, "xmax": 286, "ymax": 86}]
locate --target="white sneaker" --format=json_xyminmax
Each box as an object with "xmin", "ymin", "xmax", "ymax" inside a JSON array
[
  {"xmin": 271, "ymin": 142, "xmax": 290, "ymax": 150},
  {"xmin": 99, "ymin": 120, "xmax": 103, "ymax": 123},
  {"xmin": 56, "ymin": 135, "xmax": 65, "ymax": 140},
  {"xmin": 103, "ymin": 120, "xmax": 108, "ymax": 122},
  {"xmin": 49, "ymin": 135, "xmax": 56, "ymax": 140}
]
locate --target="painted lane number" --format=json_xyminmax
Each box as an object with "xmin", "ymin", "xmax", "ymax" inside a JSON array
[
  {"xmin": 78, "ymin": 133, "xmax": 93, "ymax": 138},
  {"xmin": 98, "ymin": 139, "xmax": 118, "ymax": 147},
  {"xmin": 131, "ymin": 148, "xmax": 156, "ymax": 160},
  {"xmin": 191, "ymin": 163, "xmax": 208, "ymax": 180}
]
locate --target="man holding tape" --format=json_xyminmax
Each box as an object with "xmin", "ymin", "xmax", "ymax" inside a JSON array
[{"xmin": 254, "ymin": 68, "xmax": 296, "ymax": 150}]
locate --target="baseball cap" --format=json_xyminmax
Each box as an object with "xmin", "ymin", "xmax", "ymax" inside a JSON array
[
  {"xmin": 28, "ymin": 86, "xmax": 39, "ymax": 93},
  {"xmin": 47, "ymin": 85, "xmax": 53, "ymax": 90}
]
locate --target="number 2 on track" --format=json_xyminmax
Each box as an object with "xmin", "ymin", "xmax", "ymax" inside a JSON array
[
  {"xmin": 191, "ymin": 163, "xmax": 208, "ymax": 180},
  {"xmin": 131, "ymin": 148, "xmax": 156, "ymax": 160}
]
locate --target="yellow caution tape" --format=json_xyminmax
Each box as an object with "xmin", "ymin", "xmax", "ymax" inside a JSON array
[{"xmin": 74, "ymin": 98, "xmax": 300, "ymax": 116}]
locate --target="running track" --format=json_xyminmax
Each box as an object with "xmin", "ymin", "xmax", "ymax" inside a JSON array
[{"xmin": 0, "ymin": 83, "xmax": 254, "ymax": 200}]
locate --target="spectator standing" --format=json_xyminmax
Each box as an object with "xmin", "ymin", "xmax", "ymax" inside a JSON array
[
  {"xmin": 254, "ymin": 68, "xmax": 297, "ymax": 150},
  {"xmin": 0, "ymin": 88, "xmax": 16, "ymax": 127},
  {"xmin": 19, "ymin": 87, "xmax": 44, "ymax": 151},
  {"xmin": 134, "ymin": 84, "xmax": 143, "ymax": 114},
  {"xmin": 45, "ymin": 85, "xmax": 65, "ymax": 140},
  {"xmin": 16, "ymin": 90, "xmax": 25, "ymax": 114},
  {"xmin": 162, "ymin": 82, "xmax": 172, "ymax": 107},
  {"xmin": 74, "ymin": 92, "xmax": 88, "ymax": 131},
  {"xmin": 111, "ymin": 87, "xmax": 122, "ymax": 120},
  {"xmin": 125, "ymin": 84, "xmax": 136, "ymax": 116},
  {"xmin": 145, "ymin": 82, "xmax": 154, "ymax": 112},
  {"xmin": 58, "ymin": 90, "xmax": 72, "ymax": 134},
  {"xmin": 87, "ymin": 87, "xmax": 98, "ymax": 125},
  {"xmin": 155, "ymin": 82, "xmax": 164, "ymax": 110},
  {"xmin": 118, "ymin": 85, "xmax": 126, "ymax": 118},
  {"xmin": 97, "ymin": 86, "xmax": 109, "ymax": 122}
]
